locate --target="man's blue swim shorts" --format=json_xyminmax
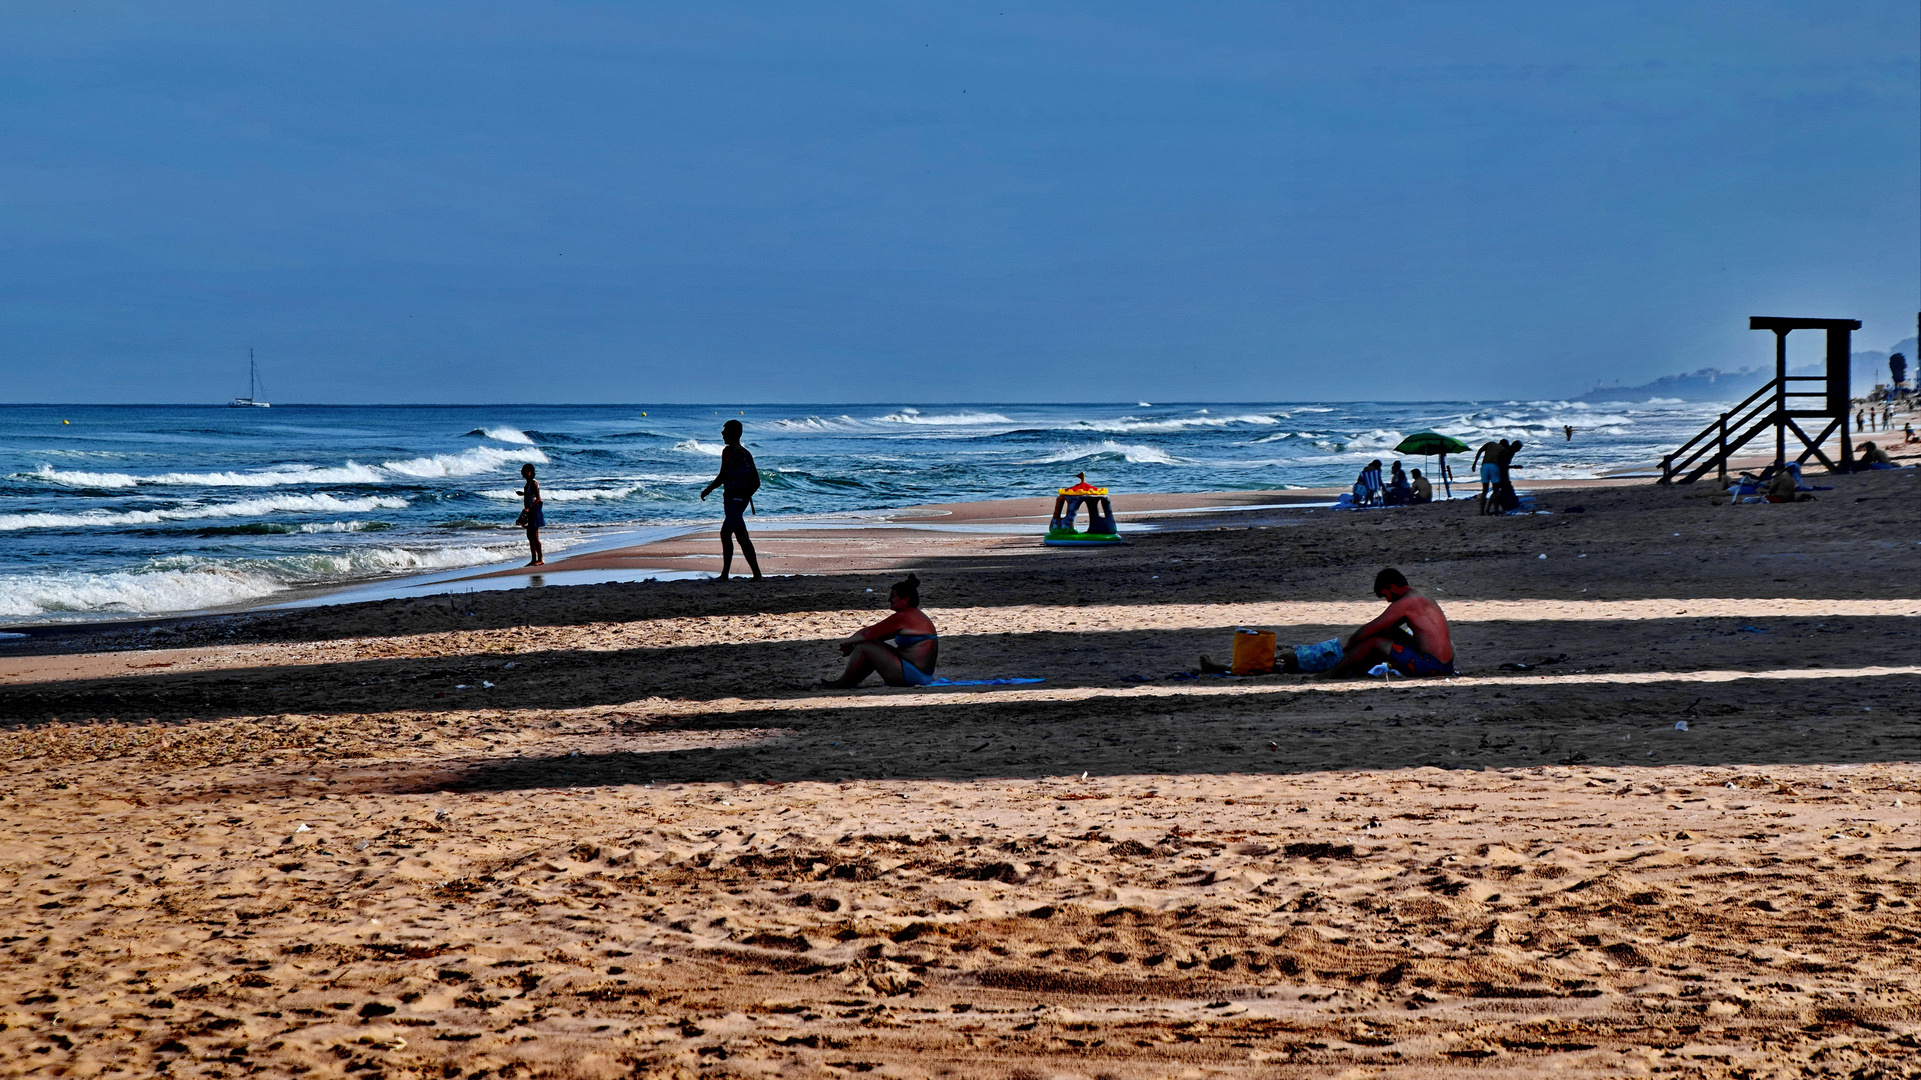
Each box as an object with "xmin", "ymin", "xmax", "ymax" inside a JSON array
[{"xmin": 1386, "ymin": 643, "xmax": 1456, "ymax": 677}]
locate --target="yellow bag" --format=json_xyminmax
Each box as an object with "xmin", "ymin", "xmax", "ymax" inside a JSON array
[{"xmin": 1231, "ymin": 629, "xmax": 1276, "ymax": 676}]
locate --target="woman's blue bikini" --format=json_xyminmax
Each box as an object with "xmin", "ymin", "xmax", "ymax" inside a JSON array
[{"xmin": 892, "ymin": 632, "xmax": 938, "ymax": 686}]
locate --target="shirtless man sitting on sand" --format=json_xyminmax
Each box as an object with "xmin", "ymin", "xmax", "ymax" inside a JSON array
[{"xmin": 1325, "ymin": 567, "xmax": 1456, "ymax": 677}]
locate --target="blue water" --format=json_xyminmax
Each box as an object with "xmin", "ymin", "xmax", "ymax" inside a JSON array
[{"xmin": 0, "ymin": 399, "xmax": 1725, "ymax": 623}]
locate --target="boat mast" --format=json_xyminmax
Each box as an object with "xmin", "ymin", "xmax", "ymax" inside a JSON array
[{"xmin": 250, "ymin": 348, "xmax": 256, "ymax": 400}]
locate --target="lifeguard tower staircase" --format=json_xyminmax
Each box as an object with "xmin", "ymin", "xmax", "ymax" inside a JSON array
[{"xmin": 1658, "ymin": 316, "xmax": 1860, "ymax": 485}]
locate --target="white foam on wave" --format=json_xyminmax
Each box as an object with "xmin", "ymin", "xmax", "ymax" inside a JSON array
[
  {"xmin": 479, "ymin": 484, "xmax": 649, "ymax": 502},
  {"xmin": 772, "ymin": 415, "xmax": 864, "ymax": 432},
  {"xmin": 0, "ymin": 541, "xmax": 533, "ymax": 617},
  {"xmin": 673, "ymin": 439, "xmax": 724, "ymax": 456},
  {"xmin": 871, "ymin": 409, "xmax": 1014, "ymax": 426},
  {"xmin": 1031, "ymin": 441, "xmax": 1183, "ymax": 466},
  {"xmin": 475, "ymin": 426, "xmax": 535, "ymax": 444},
  {"xmin": 297, "ymin": 521, "xmax": 388, "ymax": 533},
  {"xmin": 23, "ymin": 466, "xmax": 139, "ymax": 488},
  {"xmin": 0, "ymin": 493, "xmax": 410, "ymax": 531},
  {"xmin": 1075, "ymin": 413, "xmax": 1283, "ymax": 433},
  {"xmin": 25, "ymin": 462, "xmax": 389, "ymax": 488},
  {"xmin": 381, "ymin": 445, "xmax": 547, "ymax": 478}
]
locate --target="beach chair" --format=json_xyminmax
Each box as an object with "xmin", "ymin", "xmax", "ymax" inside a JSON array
[{"xmin": 1354, "ymin": 463, "xmax": 1385, "ymax": 507}]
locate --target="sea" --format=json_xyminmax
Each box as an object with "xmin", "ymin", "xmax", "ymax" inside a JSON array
[{"xmin": 0, "ymin": 399, "xmax": 1727, "ymax": 625}]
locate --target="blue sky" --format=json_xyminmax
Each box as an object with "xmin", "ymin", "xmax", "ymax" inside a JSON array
[{"xmin": 3, "ymin": 2, "xmax": 1916, "ymax": 403}]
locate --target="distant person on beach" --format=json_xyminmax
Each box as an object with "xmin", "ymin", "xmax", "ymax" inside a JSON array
[
  {"xmin": 1883, "ymin": 404, "xmax": 1893, "ymax": 431},
  {"xmin": 1564, "ymin": 424, "xmax": 1574, "ymax": 442},
  {"xmin": 1385, "ymin": 461, "xmax": 1412, "ymax": 506},
  {"xmin": 823, "ymin": 573, "xmax": 938, "ymax": 688},
  {"xmin": 1325, "ymin": 567, "xmax": 1455, "ymax": 678},
  {"xmin": 1856, "ymin": 410, "xmax": 1865, "ymax": 433},
  {"xmin": 1857, "ymin": 442, "xmax": 1894, "ymax": 470},
  {"xmin": 1905, "ymin": 423, "xmax": 1915, "ymax": 445},
  {"xmin": 699, "ymin": 419, "xmax": 763, "ymax": 581},
  {"xmin": 514, "ymin": 463, "xmax": 544, "ymax": 566},
  {"xmin": 1410, "ymin": 468, "xmax": 1433, "ymax": 504}
]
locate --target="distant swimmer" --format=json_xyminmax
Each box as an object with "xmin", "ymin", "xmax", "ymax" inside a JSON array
[{"xmin": 1564, "ymin": 425, "xmax": 1574, "ymax": 442}]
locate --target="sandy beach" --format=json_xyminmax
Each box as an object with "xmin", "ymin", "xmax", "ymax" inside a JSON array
[{"xmin": 3, "ymin": 464, "xmax": 1920, "ymax": 1078}]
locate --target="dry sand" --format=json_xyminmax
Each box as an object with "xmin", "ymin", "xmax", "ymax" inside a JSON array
[{"xmin": 2, "ymin": 468, "xmax": 1919, "ymax": 1078}]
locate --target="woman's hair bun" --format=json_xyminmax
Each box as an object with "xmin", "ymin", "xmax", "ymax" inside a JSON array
[{"xmin": 891, "ymin": 573, "xmax": 921, "ymax": 605}]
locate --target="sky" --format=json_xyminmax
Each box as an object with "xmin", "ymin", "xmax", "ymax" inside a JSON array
[{"xmin": 2, "ymin": 1, "xmax": 1917, "ymax": 404}]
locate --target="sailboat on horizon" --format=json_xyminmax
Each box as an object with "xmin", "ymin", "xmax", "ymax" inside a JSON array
[{"xmin": 229, "ymin": 349, "xmax": 270, "ymax": 408}]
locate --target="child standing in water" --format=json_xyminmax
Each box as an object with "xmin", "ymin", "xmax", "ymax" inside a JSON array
[
  {"xmin": 515, "ymin": 463, "xmax": 544, "ymax": 566},
  {"xmin": 699, "ymin": 419, "xmax": 763, "ymax": 581}
]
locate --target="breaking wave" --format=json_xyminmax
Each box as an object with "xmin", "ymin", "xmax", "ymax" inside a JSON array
[
  {"xmin": 380, "ymin": 445, "xmax": 548, "ymax": 478},
  {"xmin": 1030, "ymin": 441, "xmax": 1183, "ymax": 466},
  {"xmin": 467, "ymin": 425, "xmax": 536, "ymax": 444},
  {"xmin": 0, "ymin": 542, "xmax": 528, "ymax": 617},
  {"xmin": 1071, "ymin": 413, "xmax": 1285, "ymax": 433},
  {"xmin": 24, "ymin": 462, "xmax": 388, "ymax": 488},
  {"xmin": 772, "ymin": 415, "xmax": 865, "ymax": 432},
  {"xmin": 871, "ymin": 409, "xmax": 1014, "ymax": 426},
  {"xmin": 0, "ymin": 494, "xmax": 410, "ymax": 531},
  {"xmin": 478, "ymin": 484, "xmax": 650, "ymax": 502}
]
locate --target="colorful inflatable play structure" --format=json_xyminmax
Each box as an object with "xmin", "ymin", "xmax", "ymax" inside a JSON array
[{"xmin": 1044, "ymin": 474, "xmax": 1123, "ymax": 546}]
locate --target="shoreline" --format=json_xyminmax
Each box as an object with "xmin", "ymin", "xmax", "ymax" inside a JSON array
[{"xmin": 0, "ymin": 478, "xmax": 1646, "ymax": 646}]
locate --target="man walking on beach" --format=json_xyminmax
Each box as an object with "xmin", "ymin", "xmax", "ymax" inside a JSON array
[
  {"xmin": 1325, "ymin": 567, "xmax": 1455, "ymax": 678},
  {"xmin": 699, "ymin": 419, "xmax": 764, "ymax": 581}
]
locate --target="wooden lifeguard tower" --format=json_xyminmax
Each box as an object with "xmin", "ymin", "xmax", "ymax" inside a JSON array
[
  {"xmin": 1659, "ymin": 316, "xmax": 1861, "ymax": 484},
  {"xmin": 1044, "ymin": 474, "xmax": 1122, "ymax": 546}
]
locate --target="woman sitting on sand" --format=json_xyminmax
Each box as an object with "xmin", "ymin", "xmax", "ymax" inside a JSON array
[{"xmin": 822, "ymin": 573, "xmax": 938, "ymax": 688}]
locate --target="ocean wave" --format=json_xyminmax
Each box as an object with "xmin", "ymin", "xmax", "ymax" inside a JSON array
[
  {"xmin": 25, "ymin": 462, "xmax": 390, "ymax": 489},
  {"xmin": 673, "ymin": 439, "xmax": 724, "ymax": 456},
  {"xmin": 381, "ymin": 445, "xmax": 547, "ymax": 478},
  {"xmin": 758, "ymin": 469, "xmax": 871, "ymax": 492},
  {"xmin": 1029, "ymin": 441, "xmax": 1184, "ymax": 466},
  {"xmin": 196, "ymin": 520, "xmax": 394, "ymax": 535},
  {"xmin": 871, "ymin": 409, "xmax": 1013, "ymax": 426},
  {"xmin": 467, "ymin": 425, "xmax": 536, "ymax": 444},
  {"xmin": 0, "ymin": 541, "xmax": 528, "ymax": 617},
  {"xmin": 478, "ymin": 484, "xmax": 649, "ymax": 502},
  {"xmin": 1072, "ymin": 413, "xmax": 1284, "ymax": 433},
  {"xmin": 0, "ymin": 493, "xmax": 410, "ymax": 531},
  {"xmin": 772, "ymin": 415, "xmax": 865, "ymax": 432}
]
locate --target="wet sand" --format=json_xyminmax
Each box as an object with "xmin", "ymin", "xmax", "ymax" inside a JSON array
[{"xmin": 2, "ymin": 468, "xmax": 1919, "ymax": 1077}]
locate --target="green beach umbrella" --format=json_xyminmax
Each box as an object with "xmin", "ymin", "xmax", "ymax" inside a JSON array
[{"xmin": 1393, "ymin": 431, "xmax": 1471, "ymax": 498}]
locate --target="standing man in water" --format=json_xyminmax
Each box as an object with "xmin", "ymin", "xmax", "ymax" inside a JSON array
[{"xmin": 700, "ymin": 419, "xmax": 764, "ymax": 581}]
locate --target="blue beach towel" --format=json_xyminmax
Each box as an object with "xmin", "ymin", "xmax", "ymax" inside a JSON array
[{"xmin": 924, "ymin": 677, "xmax": 1046, "ymax": 687}]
